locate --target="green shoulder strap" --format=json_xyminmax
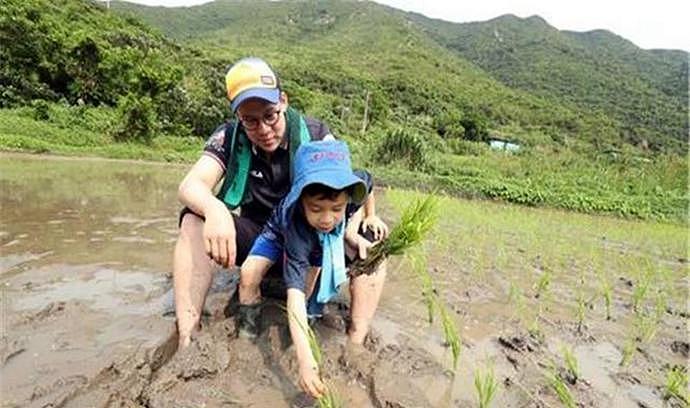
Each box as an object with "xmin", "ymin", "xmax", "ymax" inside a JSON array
[
  {"xmin": 217, "ymin": 107, "xmax": 311, "ymax": 210},
  {"xmin": 217, "ymin": 122, "xmax": 250, "ymax": 209},
  {"xmin": 286, "ymin": 106, "xmax": 312, "ymax": 181}
]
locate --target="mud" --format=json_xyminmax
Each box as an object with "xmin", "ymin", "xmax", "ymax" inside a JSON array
[{"xmin": 1, "ymin": 153, "xmax": 688, "ymax": 407}]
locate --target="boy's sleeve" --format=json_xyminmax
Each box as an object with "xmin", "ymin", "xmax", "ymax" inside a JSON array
[
  {"xmin": 283, "ymin": 223, "xmax": 316, "ymax": 293},
  {"xmin": 248, "ymin": 200, "xmax": 285, "ymax": 262}
]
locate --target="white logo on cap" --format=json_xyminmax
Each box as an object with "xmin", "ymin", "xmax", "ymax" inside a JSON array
[{"xmin": 261, "ymin": 76, "xmax": 275, "ymax": 86}]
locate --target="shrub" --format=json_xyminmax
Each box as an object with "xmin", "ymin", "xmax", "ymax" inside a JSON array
[
  {"xmin": 374, "ymin": 127, "xmax": 430, "ymax": 170},
  {"xmin": 111, "ymin": 93, "xmax": 158, "ymax": 144}
]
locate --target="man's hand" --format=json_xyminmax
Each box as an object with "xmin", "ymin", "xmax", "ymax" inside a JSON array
[
  {"xmin": 361, "ymin": 215, "xmax": 389, "ymax": 241},
  {"xmin": 298, "ymin": 362, "xmax": 326, "ymax": 399},
  {"xmin": 202, "ymin": 201, "xmax": 236, "ymax": 268}
]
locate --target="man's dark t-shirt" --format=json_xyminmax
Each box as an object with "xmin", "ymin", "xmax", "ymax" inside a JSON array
[{"xmin": 203, "ymin": 117, "xmax": 333, "ymax": 224}]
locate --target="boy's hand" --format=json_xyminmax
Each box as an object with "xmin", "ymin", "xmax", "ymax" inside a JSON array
[
  {"xmin": 361, "ymin": 215, "xmax": 389, "ymax": 241},
  {"xmin": 298, "ymin": 363, "xmax": 326, "ymax": 399}
]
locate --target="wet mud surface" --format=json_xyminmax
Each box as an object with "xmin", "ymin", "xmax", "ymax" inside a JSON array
[{"xmin": 1, "ymin": 154, "xmax": 688, "ymax": 407}]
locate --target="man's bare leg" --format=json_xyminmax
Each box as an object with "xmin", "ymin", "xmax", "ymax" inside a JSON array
[{"xmin": 174, "ymin": 214, "xmax": 218, "ymax": 348}]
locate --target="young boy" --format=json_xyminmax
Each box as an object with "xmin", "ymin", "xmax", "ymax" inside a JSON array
[{"xmin": 239, "ymin": 140, "xmax": 387, "ymax": 398}]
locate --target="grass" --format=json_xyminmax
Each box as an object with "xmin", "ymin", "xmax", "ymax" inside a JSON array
[
  {"xmin": 474, "ymin": 363, "xmax": 499, "ymax": 408},
  {"xmin": 0, "ymin": 107, "xmax": 200, "ymax": 162}
]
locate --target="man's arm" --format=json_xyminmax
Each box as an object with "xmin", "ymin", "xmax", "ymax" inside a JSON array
[{"xmin": 178, "ymin": 155, "xmax": 236, "ymax": 267}]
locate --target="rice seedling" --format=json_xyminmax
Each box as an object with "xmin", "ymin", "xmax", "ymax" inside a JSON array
[
  {"xmin": 562, "ymin": 345, "xmax": 580, "ymax": 383},
  {"xmin": 548, "ymin": 370, "xmax": 577, "ymax": 408},
  {"xmin": 634, "ymin": 312, "xmax": 658, "ymax": 344},
  {"xmin": 528, "ymin": 302, "xmax": 544, "ymax": 340},
  {"xmin": 619, "ymin": 336, "xmax": 636, "ymax": 367},
  {"xmin": 288, "ymin": 310, "xmax": 343, "ymax": 407},
  {"xmin": 631, "ymin": 263, "xmax": 652, "ymax": 313},
  {"xmin": 664, "ymin": 366, "xmax": 689, "ymax": 404},
  {"xmin": 508, "ymin": 280, "xmax": 529, "ymax": 327},
  {"xmin": 410, "ymin": 248, "xmax": 436, "ymax": 324},
  {"xmin": 599, "ymin": 274, "xmax": 613, "ymax": 320},
  {"xmin": 349, "ymin": 194, "xmax": 438, "ymax": 278},
  {"xmin": 474, "ymin": 363, "xmax": 499, "ymax": 408},
  {"xmin": 533, "ymin": 268, "xmax": 551, "ymax": 299},
  {"xmin": 575, "ymin": 277, "xmax": 587, "ymax": 333},
  {"xmin": 437, "ymin": 299, "xmax": 461, "ymax": 370}
]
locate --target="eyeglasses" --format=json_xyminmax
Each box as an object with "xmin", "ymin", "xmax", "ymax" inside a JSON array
[{"xmin": 238, "ymin": 108, "xmax": 282, "ymax": 130}]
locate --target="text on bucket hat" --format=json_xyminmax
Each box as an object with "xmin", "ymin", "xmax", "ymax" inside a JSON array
[
  {"xmin": 283, "ymin": 140, "xmax": 367, "ymax": 212},
  {"xmin": 225, "ymin": 57, "xmax": 280, "ymax": 112}
]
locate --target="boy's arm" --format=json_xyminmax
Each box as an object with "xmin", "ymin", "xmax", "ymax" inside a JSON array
[{"xmin": 287, "ymin": 288, "xmax": 326, "ymax": 398}]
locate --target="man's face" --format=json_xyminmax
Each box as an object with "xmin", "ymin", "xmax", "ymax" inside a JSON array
[
  {"xmin": 301, "ymin": 191, "xmax": 348, "ymax": 233},
  {"xmin": 236, "ymin": 95, "xmax": 287, "ymax": 153}
]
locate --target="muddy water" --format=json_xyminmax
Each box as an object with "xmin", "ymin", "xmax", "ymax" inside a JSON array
[
  {"xmin": 1, "ymin": 153, "xmax": 687, "ymax": 408},
  {"xmin": 1, "ymin": 154, "xmax": 184, "ymax": 406}
]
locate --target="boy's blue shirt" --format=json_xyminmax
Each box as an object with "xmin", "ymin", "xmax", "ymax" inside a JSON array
[{"xmin": 259, "ymin": 170, "xmax": 373, "ymax": 293}]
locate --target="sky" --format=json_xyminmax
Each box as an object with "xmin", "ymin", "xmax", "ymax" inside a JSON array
[{"xmin": 113, "ymin": 0, "xmax": 689, "ymax": 51}]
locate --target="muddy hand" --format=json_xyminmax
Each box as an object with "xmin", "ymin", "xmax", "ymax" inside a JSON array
[{"xmin": 298, "ymin": 364, "xmax": 326, "ymax": 399}]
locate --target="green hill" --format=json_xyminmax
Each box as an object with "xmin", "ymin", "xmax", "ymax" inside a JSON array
[
  {"xmin": 112, "ymin": 0, "xmax": 622, "ymax": 148},
  {"xmin": 405, "ymin": 12, "xmax": 689, "ymax": 153}
]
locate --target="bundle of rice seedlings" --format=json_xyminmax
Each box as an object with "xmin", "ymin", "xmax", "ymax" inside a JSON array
[{"xmin": 349, "ymin": 194, "xmax": 438, "ymax": 278}]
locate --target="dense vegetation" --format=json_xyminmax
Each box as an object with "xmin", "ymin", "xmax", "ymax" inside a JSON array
[
  {"xmin": 406, "ymin": 12, "xmax": 689, "ymax": 154},
  {"xmin": 1, "ymin": 0, "xmax": 687, "ymax": 222}
]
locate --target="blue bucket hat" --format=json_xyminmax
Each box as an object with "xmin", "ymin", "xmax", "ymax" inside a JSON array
[{"xmin": 283, "ymin": 140, "xmax": 367, "ymax": 211}]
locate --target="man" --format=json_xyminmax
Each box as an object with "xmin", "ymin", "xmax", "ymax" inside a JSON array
[{"xmin": 173, "ymin": 57, "xmax": 333, "ymax": 348}]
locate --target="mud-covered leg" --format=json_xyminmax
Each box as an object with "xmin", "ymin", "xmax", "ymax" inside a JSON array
[
  {"xmin": 173, "ymin": 214, "xmax": 218, "ymax": 349},
  {"xmin": 348, "ymin": 260, "xmax": 387, "ymax": 344}
]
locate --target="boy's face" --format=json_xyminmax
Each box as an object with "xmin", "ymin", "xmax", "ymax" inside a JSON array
[{"xmin": 301, "ymin": 191, "xmax": 349, "ymax": 233}]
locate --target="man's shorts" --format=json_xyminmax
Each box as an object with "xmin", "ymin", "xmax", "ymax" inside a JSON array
[{"xmin": 178, "ymin": 207, "xmax": 281, "ymax": 276}]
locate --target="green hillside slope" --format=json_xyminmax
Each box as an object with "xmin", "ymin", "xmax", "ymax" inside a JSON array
[{"xmin": 406, "ymin": 12, "xmax": 689, "ymax": 153}]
